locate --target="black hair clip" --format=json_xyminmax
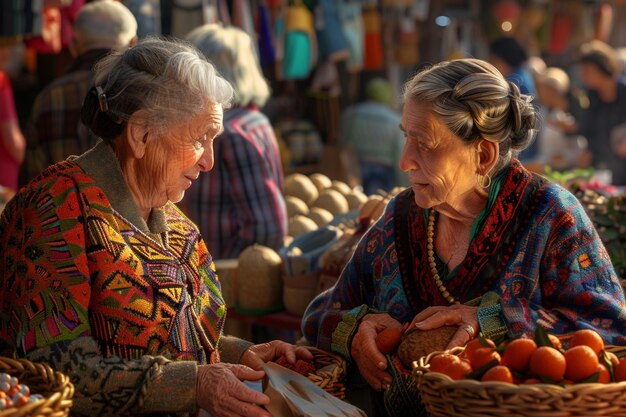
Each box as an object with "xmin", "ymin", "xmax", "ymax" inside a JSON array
[{"xmin": 95, "ymin": 86, "xmax": 109, "ymax": 113}]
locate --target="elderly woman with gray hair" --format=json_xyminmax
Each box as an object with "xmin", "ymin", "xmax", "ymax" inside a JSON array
[
  {"xmin": 183, "ymin": 24, "xmax": 287, "ymax": 260},
  {"xmin": 302, "ymin": 58, "xmax": 626, "ymax": 416},
  {"xmin": 0, "ymin": 37, "xmax": 311, "ymax": 417}
]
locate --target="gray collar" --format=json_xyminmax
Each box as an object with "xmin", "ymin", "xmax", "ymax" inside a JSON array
[{"xmin": 71, "ymin": 140, "xmax": 168, "ymax": 236}]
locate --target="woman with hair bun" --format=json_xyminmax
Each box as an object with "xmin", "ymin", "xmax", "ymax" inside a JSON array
[{"xmin": 302, "ymin": 58, "xmax": 626, "ymax": 416}]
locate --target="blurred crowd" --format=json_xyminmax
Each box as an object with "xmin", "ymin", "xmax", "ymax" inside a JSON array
[{"xmin": 2, "ymin": 0, "xmax": 626, "ymax": 206}]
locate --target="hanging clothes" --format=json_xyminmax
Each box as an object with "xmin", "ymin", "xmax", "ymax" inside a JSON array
[
  {"xmin": 362, "ymin": 6, "xmax": 384, "ymax": 70},
  {"xmin": 281, "ymin": 1, "xmax": 316, "ymax": 80},
  {"xmin": 314, "ymin": 0, "xmax": 350, "ymax": 62},
  {"xmin": 257, "ymin": 1, "xmax": 276, "ymax": 67},
  {"xmin": 337, "ymin": 0, "xmax": 364, "ymax": 72},
  {"xmin": 233, "ymin": 0, "xmax": 255, "ymax": 40},
  {"xmin": 394, "ymin": 11, "xmax": 419, "ymax": 66}
]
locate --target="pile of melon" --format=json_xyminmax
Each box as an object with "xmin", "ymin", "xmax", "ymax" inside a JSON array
[{"xmin": 283, "ymin": 173, "xmax": 393, "ymax": 240}]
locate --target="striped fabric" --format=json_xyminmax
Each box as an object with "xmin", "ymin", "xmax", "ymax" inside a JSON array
[{"xmin": 182, "ymin": 106, "xmax": 287, "ymax": 259}]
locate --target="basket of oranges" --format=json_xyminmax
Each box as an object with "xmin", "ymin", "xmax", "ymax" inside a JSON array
[
  {"xmin": 412, "ymin": 328, "xmax": 626, "ymax": 417},
  {"xmin": 0, "ymin": 356, "xmax": 74, "ymax": 417}
]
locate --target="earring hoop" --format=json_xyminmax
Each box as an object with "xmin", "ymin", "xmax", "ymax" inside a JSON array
[{"xmin": 477, "ymin": 173, "xmax": 492, "ymax": 189}]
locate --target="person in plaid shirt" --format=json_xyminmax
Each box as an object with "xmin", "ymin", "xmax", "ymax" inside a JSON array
[
  {"xmin": 21, "ymin": 1, "xmax": 137, "ymax": 186},
  {"xmin": 184, "ymin": 24, "xmax": 287, "ymax": 260}
]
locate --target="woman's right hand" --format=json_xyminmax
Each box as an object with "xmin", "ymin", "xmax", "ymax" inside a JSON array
[
  {"xmin": 350, "ymin": 313, "xmax": 400, "ymax": 391},
  {"xmin": 197, "ymin": 363, "xmax": 271, "ymax": 417}
]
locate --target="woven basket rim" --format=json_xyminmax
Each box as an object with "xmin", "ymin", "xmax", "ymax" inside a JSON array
[
  {"xmin": 412, "ymin": 345, "xmax": 626, "ymax": 417},
  {"xmin": 413, "ymin": 344, "xmax": 626, "ymax": 395},
  {"xmin": 304, "ymin": 346, "xmax": 347, "ymax": 399},
  {"xmin": 0, "ymin": 356, "xmax": 74, "ymax": 417}
]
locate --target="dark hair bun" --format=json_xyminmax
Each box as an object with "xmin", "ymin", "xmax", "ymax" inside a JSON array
[{"xmin": 80, "ymin": 87, "xmax": 125, "ymax": 141}]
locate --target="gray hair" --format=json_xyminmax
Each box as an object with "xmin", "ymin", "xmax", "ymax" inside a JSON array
[
  {"xmin": 403, "ymin": 58, "xmax": 536, "ymax": 174},
  {"xmin": 82, "ymin": 36, "xmax": 233, "ymax": 140},
  {"xmin": 186, "ymin": 24, "xmax": 270, "ymax": 107},
  {"xmin": 73, "ymin": 0, "xmax": 138, "ymax": 51}
]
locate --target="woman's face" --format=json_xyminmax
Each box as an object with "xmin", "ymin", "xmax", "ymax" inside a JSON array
[
  {"xmin": 578, "ymin": 62, "xmax": 608, "ymax": 90},
  {"xmin": 399, "ymin": 100, "xmax": 481, "ymax": 210},
  {"xmin": 143, "ymin": 104, "xmax": 223, "ymax": 207}
]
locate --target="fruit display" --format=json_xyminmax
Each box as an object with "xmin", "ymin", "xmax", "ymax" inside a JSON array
[
  {"xmin": 424, "ymin": 328, "xmax": 626, "ymax": 385},
  {"xmin": 0, "ymin": 372, "xmax": 44, "ymax": 410}
]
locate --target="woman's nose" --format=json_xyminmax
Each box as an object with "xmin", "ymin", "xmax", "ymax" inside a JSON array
[
  {"xmin": 399, "ymin": 142, "xmax": 417, "ymax": 172},
  {"xmin": 198, "ymin": 147, "xmax": 214, "ymax": 172}
]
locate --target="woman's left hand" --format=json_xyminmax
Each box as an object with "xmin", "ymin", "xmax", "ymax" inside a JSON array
[
  {"xmin": 409, "ymin": 305, "xmax": 480, "ymax": 349},
  {"xmin": 240, "ymin": 340, "xmax": 314, "ymax": 371}
]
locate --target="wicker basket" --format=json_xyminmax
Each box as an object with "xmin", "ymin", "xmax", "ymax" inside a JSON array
[
  {"xmin": 413, "ymin": 345, "xmax": 626, "ymax": 417},
  {"xmin": 0, "ymin": 357, "xmax": 74, "ymax": 417},
  {"xmin": 305, "ymin": 346, "xmax": 348, "ymax": 400}
]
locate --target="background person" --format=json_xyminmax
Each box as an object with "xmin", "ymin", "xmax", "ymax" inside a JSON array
[
  {"xmin": 0, "ymin": 44, "xmax": 26, "ymax": 192},
  {"xmin": 184, "ymin": 24, "xmax": 287, "ymax": 260},
  {"xmin": 489, "ymin": 36, "xmax": 538, "ymax": 162},
  {"xmin": 533, "ymin": 66, "xmax": 580, "ymax": 169},
  {"xmin": 21, "ymin": 0, "xmax": 138, "ymax": 186},
  {"xmin": 302, "ymin": 58, "xmax": 626, "ymax": 417},
  {"xmin": 0, "ymin": 37, "xmax": 311, "ymax": 417},
  {"xmin": 577, "ymin": 40, "xmax": 626, "ymax": 185},
  {"xmin": 339, "ymin": 77, "xmax": 408, "ymax": 195}
]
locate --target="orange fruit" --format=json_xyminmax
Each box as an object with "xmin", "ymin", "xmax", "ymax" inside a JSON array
[
  {"xmin": 614, "ymin": 358, "xmax": 626, "ymax": 382},
  {"xmin": 548, "ymin": 334, "xmax": 562, "ymax": 350},
  {"xmin": 569, "ymin": 329, "xmax": 604, "ymax": 355},
  {"xmin": 502, "ymin": 338, "xmax": 537, "ymax": 372},
  {"xmin": 463, "ymin": 338, "xmax": 497, "ymax": 363},
  {"xmin": 529, "ymin": 346, "xmax": 566, "ymax": 382},
  {"xmin": 375, "ymin": 326, "xmax": 402, "ymax": 354},
  {"xmin": 470, "ymin": 347, "xmax": 501, "ymax": 371},
  {"xmin": 564, "ymin": 345, "xmax": 599, "ymax": 382},
  {"xmin": 481, "ymin": 365, "xmax": 514, "ymax": 383},
  {"xmin": 522, "ymin": 378, "xmax": 541, "ymax": 384},
  {"xmin": 596, "ymin": 364, "xmax": 611, "ymax": 383},
  {"xmin": 429, "ymin": 353, "xmax": 461, "ymax": 373},
  {"xmin": 441, "ymin": 360, "xmax": 472, "ymax": 380}
]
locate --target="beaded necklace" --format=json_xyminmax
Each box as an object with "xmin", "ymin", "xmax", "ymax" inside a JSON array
[{"xmin": 426, "ymin": 211, "xmax": 461, "ymax": 305}]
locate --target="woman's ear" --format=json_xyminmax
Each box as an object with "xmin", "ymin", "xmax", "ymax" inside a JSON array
[
  {"xmin": 476, "ymin": 139, "xmax": 499, "ymax": 174},
  {"xmin": 126, "ymin": 111, "xmax": 150, "ymax": 159}
]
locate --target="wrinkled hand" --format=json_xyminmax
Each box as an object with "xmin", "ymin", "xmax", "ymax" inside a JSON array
[
  {"xmin": 240, "ymin": 340, "xmax": 314, "ymax": 371},
  {"xmin": 350, "ymin": 313, "xmax": 400, "ymax": 391},
  {"xmin": 197, "ymin": 363, "xmax": 270, "ymax": 417},
  {"xmin": 409, "ymin": 305, "xmax": 479, "ymax": 349}
]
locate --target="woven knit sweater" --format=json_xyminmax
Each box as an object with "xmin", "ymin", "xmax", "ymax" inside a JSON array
[
  {"xmin": 302, "ymin": 160, "xmax": 626, "ymax": 360},
  {"xmin": 0, "ymin": 141, "xmax": 252, "ymax": 416}
]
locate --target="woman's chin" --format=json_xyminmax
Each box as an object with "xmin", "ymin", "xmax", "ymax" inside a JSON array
[{"xmin": 169, "ymin": 192, "xmax": 185, "ymax": 204}]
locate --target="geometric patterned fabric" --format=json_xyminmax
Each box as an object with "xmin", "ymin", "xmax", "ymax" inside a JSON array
[{"xmin": 0, "ymin": 160, "xmax": 225, "ymax": 363}]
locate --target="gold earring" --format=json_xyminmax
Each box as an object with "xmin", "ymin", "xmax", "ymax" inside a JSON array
[{"xmin": 477, "ymin": 173, "xmax": 492, "ymax": 189}]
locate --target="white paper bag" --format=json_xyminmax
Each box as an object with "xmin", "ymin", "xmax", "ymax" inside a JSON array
[{"xmin": 263, "ymin": 362, "xmax": 366, "ymax": 417}]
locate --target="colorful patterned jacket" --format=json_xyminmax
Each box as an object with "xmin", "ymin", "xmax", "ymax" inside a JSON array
[
  {"xmin": 302, "ymin": 160, "xmax": 626, "ymax": 358},
  {"xmin": 0, "ymin": 142, "xmax": 251, "ymax": 416}
]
